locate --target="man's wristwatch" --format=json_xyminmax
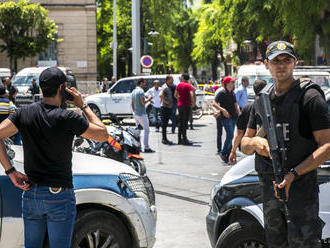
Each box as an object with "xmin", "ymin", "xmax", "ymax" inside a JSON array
[
  {"xmin": 5, "ymin": 167, "xmax": 16, "ymax": 175},
  {"xmin": 80, "ymin": 104, "xmax": 88, "ymax": 110},
  {"xmin": 290, "ymin": 168, "xmax": 299, "ymax": 180}
]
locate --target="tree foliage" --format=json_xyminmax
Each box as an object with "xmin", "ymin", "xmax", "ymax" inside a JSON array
[
  {"xmin": 97, "ymin": 0, "xmax": 196, "ymax": 79},
  {"xmin": 0, "ymin": 0, "xmax": 58, "ymax": 72},
  {"xmin": 193, "ymin": 0, "xmax": 330, "ymax": 68}
]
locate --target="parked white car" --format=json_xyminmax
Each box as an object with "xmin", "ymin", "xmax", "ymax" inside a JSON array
[
  {"xmin": 0, "ymin": 145, "xmax": 157, "ymax": 248},
  {"xmin": 85, "ymin": 74, "xmax": 205, "ymax": 121}
]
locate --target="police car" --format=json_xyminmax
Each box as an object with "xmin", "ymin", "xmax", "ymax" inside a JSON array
[
  {"xmin": 85, "ymin": 74, "xmax": 204, "ymax": 121},
  {"xmin": 0, "ymin": 145, "xmax": 157, "ymax": 248},
  {"xmin": 206, "ymin": 89, "xmax": 330, "ymax": 248}
]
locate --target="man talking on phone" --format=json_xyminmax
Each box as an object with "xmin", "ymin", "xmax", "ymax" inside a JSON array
[{"xmin": 0, "ymin": 67, "xmax": 109, "ymax": 248}]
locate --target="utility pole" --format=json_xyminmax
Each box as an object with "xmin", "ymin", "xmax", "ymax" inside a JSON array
[
  {"xmin": 113, "ymin": 0, "xmax": 117, "ymax": 79},
  {"xmin": 132, "ymin": 0, "xmax": 141, "ymax": 75}
]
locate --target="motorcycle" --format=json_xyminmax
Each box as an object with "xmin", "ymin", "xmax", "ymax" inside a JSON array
[{"xmin": 73, "ymin": 114, "xmax": 146, "ymax": 176}]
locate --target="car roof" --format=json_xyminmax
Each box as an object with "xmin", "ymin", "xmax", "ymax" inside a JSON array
[
  {"xmin": 15, "ymin": 67, "xmax": 71, "ymax": 77},
  {"xmin": 237, "ymin": 64, "xmax": 271, "ymax": 76},
  {"xmin": 116, "ymin": 74, "xmax": 184, "ymax": 81},
  {"xmin": 293, "ymin": 71, "xmax": 330, "ymax": 76}
]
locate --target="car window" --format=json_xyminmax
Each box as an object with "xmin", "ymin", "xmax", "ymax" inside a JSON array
[
  {"xmin": 12, "ymin": 76, "xmax": 39, "ymax": 86},
  {"xmin": 112, "ymin": 80, "xmax": 135, "ymax": 93},
  {"xmin": 294, "ymin": 75, "xmax": 330, "ymax": 90}
]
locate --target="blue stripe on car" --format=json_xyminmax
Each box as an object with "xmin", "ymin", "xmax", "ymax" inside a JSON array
[{"xmin": 0, "ymin": 174, "xmax": 135, "ymax": 218}]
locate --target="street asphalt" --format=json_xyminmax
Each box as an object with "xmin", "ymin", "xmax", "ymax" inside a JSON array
[{"xmin": 126, "ymin": 115, "xmax": 246, "ymax": 248}]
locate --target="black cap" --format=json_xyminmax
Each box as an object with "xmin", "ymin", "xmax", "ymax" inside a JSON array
[
  {"xmin": 39, "ymin": 67, "xmax": 67, "ymax": 89},
  {"xmin": 266, "ymin": 41, "xmax": 296, "ymax": 60},
  {"xmin": 0, "ymin": 85, "xmax": 6, "ymax": 95}
]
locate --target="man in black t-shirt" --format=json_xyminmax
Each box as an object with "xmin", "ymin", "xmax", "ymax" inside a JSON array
[
  {"xmin": 241, "ymin": 41, "xmax": 330, "ymax": 247},
  {"xmin": 0, "ymin": 67, "xmax": 109, "ymax": 248},
  {"xmin": 228, "ymin": 80, "xmax": 267, "ymax": 164},
  {"xmin": 25, "ymin": 78, "xmax": 40, "ymax": 95},
  {"xmin": 213, "ymin": 76, "xmax": 241, "ymax": 163},
  {"xmin": 4, "ymin": 77, "xmax": 18, "ymax": 104}
]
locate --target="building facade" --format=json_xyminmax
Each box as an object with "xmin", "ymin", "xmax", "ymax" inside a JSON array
[{"xmin": 0, "ymin": 0, "xmax": 97, "ymax": 81}]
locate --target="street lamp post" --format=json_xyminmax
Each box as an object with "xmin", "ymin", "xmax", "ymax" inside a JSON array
[
  {"xmin": 113, "ymin": 0, "xmax": 117, "ymax": 79},
  {"xmin": 132, "ymin": 0, "xmax": 141, "ymax": 75}
]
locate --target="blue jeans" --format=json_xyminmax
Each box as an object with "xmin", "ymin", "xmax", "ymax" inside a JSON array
[
  {"xmin": 22, "ymin": 185, "xmax": 76, "ymax": 248},
  {"xmin": 152, "ymin": 106, "xmax": 161, "ymax": 129},
  {"xmin": 220, "ymin": 118, "xmax": 236, "ymax": 157},
  {"xmin": 171, "ymin": 105, "xmax": 177, "ymax": 133}
]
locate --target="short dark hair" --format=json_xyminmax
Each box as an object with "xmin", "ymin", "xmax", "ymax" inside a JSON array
[
  {"xmin": 253, "ymin": 80, "xmax": 267, "ymax": 95},
  {"xmin": 182, "ymin": 73, "xmax": 189, "ymax": 81},
  {"xmin": 166, "ymin": 75, "xmax": 173, "ymax": 82},
  {"xmin": 137, "ymin": 78, "xmax": 145, "ymax": 86},
  {"xmin": 242, "ymin": 76, "xmax": 249, "ymax": 83}
]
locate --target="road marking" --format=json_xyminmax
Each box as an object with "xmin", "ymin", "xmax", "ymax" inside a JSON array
[
  {"xmin": 155, "ymin": 190, "xmax": 209, "ymax": 206},
  {"xmin": 148, "ymin": 169, "xmax": 220, "ymax": 182}
]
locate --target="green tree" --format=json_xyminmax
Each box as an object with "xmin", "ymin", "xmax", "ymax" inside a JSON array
[
  {"xmin": 192, "ymin": 2, "xmax": 228, "ymax": 79},
  {"xmin": 0, "ymin": 0, "xmax": 58, "ymax": 72},
  {"xmin": 97, "ymin": 0, "xmax": 131, "ymax": 79}
]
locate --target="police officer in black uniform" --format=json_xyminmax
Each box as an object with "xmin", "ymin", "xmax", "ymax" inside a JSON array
[{"xmin": 242, "ymin": 41, "xmax": 330, "ymax": 248}]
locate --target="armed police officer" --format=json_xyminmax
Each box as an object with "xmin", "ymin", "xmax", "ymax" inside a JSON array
[{"xmin": 241, "ymin": 41, "xmax": 330, "ymax": 248}]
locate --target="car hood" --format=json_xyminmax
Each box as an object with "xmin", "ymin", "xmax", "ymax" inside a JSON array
[
  {"xmin": 220, "ymin": 155, "xmax": 255, "ymax": 187},
  {"xmin": 11, "ymin": 145, "xmax": 138, "ymax": 176},
  {"xmin": 85, "ymin": 93, "xmax": 108, "ymax": 101}
]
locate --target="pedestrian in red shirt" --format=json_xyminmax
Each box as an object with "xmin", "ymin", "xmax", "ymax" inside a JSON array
[{"xmin": 174, "ymin": 73, "xmax": 195, "ymax": 145}]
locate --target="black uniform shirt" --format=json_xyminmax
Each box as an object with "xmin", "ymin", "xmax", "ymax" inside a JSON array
[
  {"xmin": 7, "ymin": 83, "xmax": 18, "ymax": 103},
  {"xmin": 248, "ymin": 88, "xmax": 330, "ymax": 136},
  {"xmin": 236, "ymin": 102, "xmax": 254, "ymax": 131},
  {"xmin": 28, "ymin": 84, "xmax": 40, "ymax": 95},
  {"xmin": 9, "ymin": 102, "xmax": 89, "ymax": 188}
]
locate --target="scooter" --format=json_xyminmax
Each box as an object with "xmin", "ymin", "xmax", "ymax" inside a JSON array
[{"xmin": 73, "ymin": 115, "xmax": 146, "ymax": 176}]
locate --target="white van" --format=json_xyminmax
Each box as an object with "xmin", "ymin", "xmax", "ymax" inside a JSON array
[
  {"xmin": 85, "ymin": 74, "xmax": 204, "ymax": 121},
  {"xmin": 236, "ymin": 64, "xmax": 273, "ymax": 101},
  {"xmin": 12, "ymin": 66, "xmax": 76, "ymax": 93}
]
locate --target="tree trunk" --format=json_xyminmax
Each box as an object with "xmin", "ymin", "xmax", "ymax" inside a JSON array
[
  {"xmin": 191, "ymin": 63, "xmax": 197, "ymax": 78},
  {"xmin": 14, "ymin": 58, "xmax": 17, "ymax": 74},
  {"xmin": 211, "ymin": 54, "xmax": 218, "ymax": 81}
]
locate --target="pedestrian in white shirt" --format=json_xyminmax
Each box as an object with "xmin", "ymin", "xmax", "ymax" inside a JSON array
[{"xmin": 146, "ymin": 80, "xmax": 162, "ymax": 131}]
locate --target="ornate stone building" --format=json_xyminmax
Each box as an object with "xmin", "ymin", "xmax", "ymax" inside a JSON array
[{"xmin": 0, "ymin": 0, "xmax": 97, "ymax": 80}]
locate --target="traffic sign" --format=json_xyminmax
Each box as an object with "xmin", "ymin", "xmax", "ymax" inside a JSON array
[{"xmin": 140, "ymin": 55, "xmax": 153, "ymax": 68}]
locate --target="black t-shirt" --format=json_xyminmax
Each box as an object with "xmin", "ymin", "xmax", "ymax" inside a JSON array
[
  {"xmin": 9, "ymin": 102, "xmax": 89, "ymax": 188},
  {"xmin": 236, "ymin": 102, "xmax": 254, "ymax": 131},
  {"xmin": 29, "ymin": 84, "xmax": 40, "ymax": 95},
  {"xmin": 248, "ymin": 87, "xmax": 330, "ymax": 136},
  {"xmin": 7, "ymin": 84, "xmax": 18, "ymax": 103},
  {"xmin": 215, "ymin": 88, "xmax": 238, "ymax": 119}
]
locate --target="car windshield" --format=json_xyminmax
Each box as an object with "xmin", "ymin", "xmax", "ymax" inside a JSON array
[
  {"xmin": 12, "ymin": 76, "xmax": 39, "ymax": 86},
  {"xmin": 237, "ymin": 75, "xmax": 274, "ymax": 89}
]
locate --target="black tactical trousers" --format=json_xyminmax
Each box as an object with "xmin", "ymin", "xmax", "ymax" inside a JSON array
[
  {"xmin": 260, "ymin": 175, "xmax": 324, "ymax": 248},
  {"xmin": 178, "ymin": 106, "xmax": 190, "ymax": 141}
]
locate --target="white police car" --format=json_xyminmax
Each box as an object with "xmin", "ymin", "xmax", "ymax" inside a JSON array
[
  {"xmin": 85, "ymin": 74, "xmax": 204, "ymax": 121},
  {"xmin": 207, "ymin": 90, "xmax": 330, "ymax": 247},
  {"xmin": 0, "ymin": 145, "xmax": 157, "ymax": 248}
]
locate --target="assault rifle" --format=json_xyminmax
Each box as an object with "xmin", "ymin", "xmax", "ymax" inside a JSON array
[{"xmin": 255, "ymin": 85, "xmax": 291, "ymax": 223}]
